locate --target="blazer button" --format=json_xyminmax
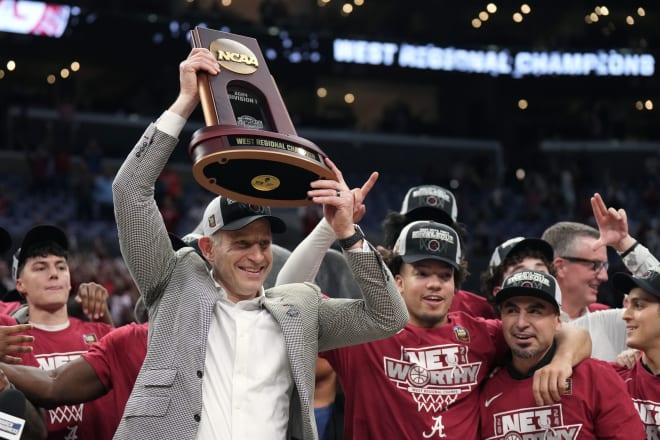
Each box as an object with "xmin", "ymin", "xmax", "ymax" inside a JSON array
[
  {"xmin": 287, "ymin": 309, "xmax": 299, "ymax": 317},
  {"xmin": 197, "ymin": 370, "xmax": 203, "ymax": 378},
  {"xmin": 194, "ymin": 414, "xmax": 201, "ymax": 422}
]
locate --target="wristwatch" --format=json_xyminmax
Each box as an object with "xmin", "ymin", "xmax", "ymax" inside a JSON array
[{"xmin": 338, "ymin": 225, "xmax": 365, "ymax": 250}]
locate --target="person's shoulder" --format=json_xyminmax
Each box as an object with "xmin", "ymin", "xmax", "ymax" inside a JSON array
[
  {"xmin": 105, "ymin": 322, "xmax": 149, "ymax": 339},
  {"xmin": 449, "ymin": 311, "xmax": 501, "ymax": 329},
  {"xmin": 266, "ymin": 281, "xmax": 321, "ymax": 297},
  {"xmin": 0, "ymin": 312, "xmax": 17, "ymax": 325},
  {"xmin": 70, "ymin": 317, "xmax": 113, "ymax": 334},
  {"xmin": 456, "ymin": 289, "xmax": 488, "ymax": 302},
  {"xmin": 453, "ymin": 289, "xmax": 498, "ymax": 319},
  {"xmin": 573, "ymin": 357, "xmax": 622, "ymax": 378},
  {"xmin": 588, "ymin": 302, "xmax": 611, "ymax": 312},
  {"xmin": 574, "ymin": 307, "xmax": 623, "ymax": 325}
]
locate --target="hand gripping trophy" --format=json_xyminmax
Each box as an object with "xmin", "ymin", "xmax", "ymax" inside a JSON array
[{"xmin": 188, "ymin": 27, "xmax": 334, "ymax": 206}]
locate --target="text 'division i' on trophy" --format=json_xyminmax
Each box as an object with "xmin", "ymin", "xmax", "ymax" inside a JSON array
[{"xmin": 188, "ymin": 27, "xmax": 334, "ymax": 206}]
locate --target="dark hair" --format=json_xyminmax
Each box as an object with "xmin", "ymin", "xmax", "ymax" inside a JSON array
[
  {"xmin": 381, "ymin": 247, "xmax": 469, "ymax": 290},
  {"xmin": 480, "ymin": 248, "xmax": 556, "ymax": 308},
  {"xmin": 17, "ymin": 242, "xmax": 69, "ymax": 278}
]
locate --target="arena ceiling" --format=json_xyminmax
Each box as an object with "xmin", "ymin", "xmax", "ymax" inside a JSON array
[{"xmin": 2, "ymin": 0, "xmax": 659, "ymax": 149}]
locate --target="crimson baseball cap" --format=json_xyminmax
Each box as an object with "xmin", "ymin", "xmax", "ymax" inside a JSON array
[
  {"xmin": 613, "ymin": 269, "xmax": 660, "ymax": 299},
  {"xmin": 496, "ymin": 270, "xmax": 562, "ymax": 310},
  {"xmin": 0, "ymin": 227, "xmax": 10, "ymax": 255},
  {"xmin": 393, "ymin": 220, "xmax": 461, "ymax": 270},
  {"xmin": 12, "ymin": 225, "xmax": 69, "ymax": 281},
  {"xmin": 400, "ymin": 185, "xmax": 458, "ymax": 226},
  {"xmin": 488, "ymin": 237, "xmax": 554, "ymax": 274},
  {"xmin": 202, "ymin": 196, "xmax": 286, "ymax": 236}
]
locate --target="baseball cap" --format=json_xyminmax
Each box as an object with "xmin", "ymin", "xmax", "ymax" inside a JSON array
[
  {"xmin": 0, "ymin": 227, "xmax": 10, "ymax": 255},
  {"xmin": 613, "ymin": 269, "xmax": 660, "ymax": 299},
  {"xmin": 202, "ymin": 196, "xmax": 286, "ymax": 236},
  {"xmin": 12, "ymin": 225, "xmax": 69, "ymax": 281},
  {"xmin": 488, "ymin": 237, "xmax": 554, "ymax": 273},
  {"xmin": 393, "ymin": 220, "xmax": 461, "ymax": 270},
  {"xmin": 496, "ymin": 270, "xmax": 562, "ymax": 310},
  {"xmin": 400, "ymin": 185, "xmax": 458, "ymax": 225}
]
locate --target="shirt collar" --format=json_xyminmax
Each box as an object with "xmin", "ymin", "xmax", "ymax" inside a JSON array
[
  {"xmin": 208, "ymin": 268, "xmax": 265, "ymax": 307},
  {"xmin": 506, "ymin": 341, "xmax": 557, "ymax": 380}
]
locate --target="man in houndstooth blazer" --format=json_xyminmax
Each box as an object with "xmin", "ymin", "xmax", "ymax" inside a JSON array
[{"xmin": 111, "ymin": 47, "xmax": 408, "ymax": 440}]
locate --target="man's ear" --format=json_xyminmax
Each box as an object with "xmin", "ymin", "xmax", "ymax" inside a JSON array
[
  {"xmin": 197, "ymin": 236, "xmax": 213, "ymax": 261},
  {"xmin": 15, "ymin": 279, "xmax": 26, "ymax": 295},
  {"xmin": 554, "ymin": 315, "xmax": 563, "ymax": 333},
  {"xmin": 492, "ymin": 285, "xmax": 502, "ymax": 297},
  {"xmin": 553, "ymin": 257, "xmax": 566, "ymax": 277},
  {"xmin": 394, "ymin": 274, "xmax": 404, "ymax": 294}
]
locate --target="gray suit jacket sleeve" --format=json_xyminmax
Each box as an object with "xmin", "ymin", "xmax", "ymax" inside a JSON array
[
  {"xmin": 315, "ymin": 247, "xmax": 408, "ymax": 352},
  {"xmin": 112, "ymin": 123, "xmax": 178, "ymax": 307}
]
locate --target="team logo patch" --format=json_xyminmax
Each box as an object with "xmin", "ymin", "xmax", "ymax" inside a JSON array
[
  {"xmin": 453, "ymin": 326, "xmax": 470, "ymax": 343},
  {"xmin": 208, "ymin": 214, "xmax": 217, "ymax": 229},
  {"xmin": 83, "ymin": 333, "xmax": 98, "ymax": 345}
]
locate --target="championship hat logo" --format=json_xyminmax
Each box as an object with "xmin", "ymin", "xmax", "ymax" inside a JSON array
[
  {"xmin": 454, "ymin": 326, "xmax": 470, "ymax": 343},
  {"xmin": 83, "ymin": 333, "xmax": 98, "ymax": 345}
]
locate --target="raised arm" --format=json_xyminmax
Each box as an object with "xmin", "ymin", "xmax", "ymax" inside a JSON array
[
  {"xmin": 591, "ymin": 192, "xmax": 659, "ymax": 275},
  {"xmin": 532, "ymin": 323, "xmax": 591, "ymax": 405},
  {"xmin": 112, "ymin": 48, "xmax": 220, "ymax": 305},
  {"xmin": 276, "ymin": 166, "xmax": 378, "ymax": 285}
]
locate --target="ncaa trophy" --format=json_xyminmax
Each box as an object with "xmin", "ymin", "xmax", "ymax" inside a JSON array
[{"xmin": 188, "ymin": 26, "xmax": 334, "ymax": 206}]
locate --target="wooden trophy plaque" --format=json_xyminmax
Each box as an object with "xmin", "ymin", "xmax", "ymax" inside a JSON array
[{"xmin": 188, "ymin": 27, "xmax": 334, "ymax": 206}]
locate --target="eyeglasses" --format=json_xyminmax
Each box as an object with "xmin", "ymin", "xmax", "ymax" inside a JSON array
[{"xmin": 559, "ymin": 256, "xmax": 609, "ymax": 273}]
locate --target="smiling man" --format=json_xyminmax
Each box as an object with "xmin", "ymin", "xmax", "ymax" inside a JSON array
[
  {"xmin": 542, "ymin": 221, "xmax": 610, "ymax": 321},
  {"xmin": 480, "ymin": 269, "xmax": 644, "ymax": 440},
  {"xmin": 12, "ymin": 224, "xmax": 115, "ymax": 439},
  {"xmin": 111, "ymin": 47, "xmax": 408, "ymax": 440},
  {"xmin": 612, "ymin": 269, "xmax": 660, "ymax": 438}
]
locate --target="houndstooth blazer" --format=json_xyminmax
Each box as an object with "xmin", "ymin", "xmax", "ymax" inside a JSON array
[{"xmin": 111, "ymin": 123, "xmax": 408, "ymax": 440}]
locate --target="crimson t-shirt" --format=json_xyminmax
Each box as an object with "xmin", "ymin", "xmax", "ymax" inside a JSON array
[
  {"xmin": 82, "ymin": 322, "xmax": 149, "ymax": 436},
  {"xmin": 614, "ymin": 359, "xmax": 660, "ymax": 439},
  {"xmin": 16, "ymin": 318, "xmax": 114, "ymax": 440},
  {"xmin": 481, "ymin": 358, "xmax": 644, "ymax": 439},
  {"xmin": 321, "ymin": 312, "xmax": 505, "ymax": 439},
  {"xmin": 450, "ymin": 289, "xmax": 497, "ymax": 319}
]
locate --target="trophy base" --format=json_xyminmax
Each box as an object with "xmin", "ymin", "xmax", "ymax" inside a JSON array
[{"xmin": 189, "ymin": 126, "xmax": 334, "ymax": 207}]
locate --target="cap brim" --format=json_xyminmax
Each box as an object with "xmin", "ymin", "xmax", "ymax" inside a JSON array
[
  {"xmin": 404, "ymin": 207, "xmax": 454, "ymax": 226},
  {"xmin": 495, "ymin": 286, "xmax": 560, "ymax": 309},
  {"xmin": 613, "ymin": 272, "xmax": 660, "ymax": 299},
  {"xmin": 401, "ymin": 254, "xmax": 460, "ymax": 271},
  {"xmin": 220, "ymin": 215, "xmax": 286, "ymax": 234},
  {"xmin": 509, "ymin": 238, "xmax": 554, "ymax": 262}
]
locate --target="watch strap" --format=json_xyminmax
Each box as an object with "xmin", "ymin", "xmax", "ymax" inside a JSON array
[{"xmin": 338, "ymin": 226, "xmax": 365, "ymax": 250}]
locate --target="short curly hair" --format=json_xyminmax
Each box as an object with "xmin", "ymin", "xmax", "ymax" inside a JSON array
[{"xmin": 480, "ymin": 248, "xmax": 555, "ymax": 308}]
